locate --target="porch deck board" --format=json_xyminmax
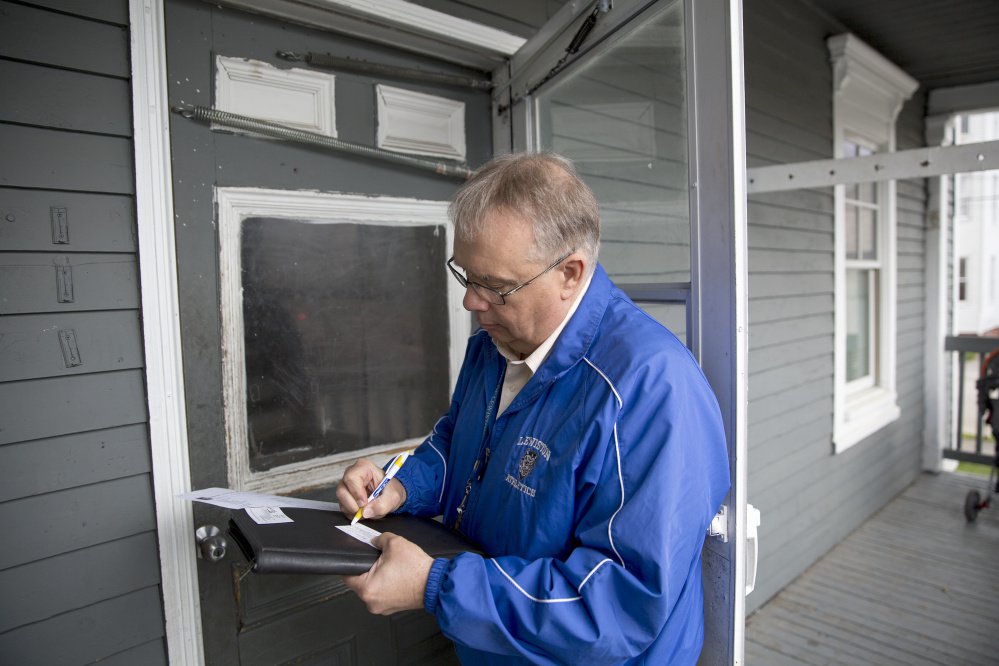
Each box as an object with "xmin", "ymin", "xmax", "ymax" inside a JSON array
[{"xmin": 747, "ymin": 471, "xmax": 999, "ymax": 665}]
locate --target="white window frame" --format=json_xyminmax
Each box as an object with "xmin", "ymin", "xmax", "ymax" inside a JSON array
[
  {"xmin": 216, "ymin": 187, "xmax": 468, "ymax": 493},
  {"xmin": 829, "ymin": 34, "xmax": 916, "ymax": 453}
]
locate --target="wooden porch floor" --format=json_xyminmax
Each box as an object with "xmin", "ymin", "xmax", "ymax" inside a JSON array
[{"xmin": 746, "ymin": 471, "xmax": 999, "ymax": 665}]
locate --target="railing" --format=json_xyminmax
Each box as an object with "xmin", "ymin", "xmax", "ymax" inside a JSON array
[{"xmin": 944, "ymin": 335, "xmax": 999, "ymax": 465}]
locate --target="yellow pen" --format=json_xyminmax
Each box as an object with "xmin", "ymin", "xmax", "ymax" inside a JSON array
[{"xmin": 351, "ymin": 451, "xmax": 411, "ymax": 525}]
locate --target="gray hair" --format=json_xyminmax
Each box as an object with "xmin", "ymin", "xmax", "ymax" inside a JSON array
[{"xmin": 449, "ymin": 152, "xmax": 600, "ymax": 269}]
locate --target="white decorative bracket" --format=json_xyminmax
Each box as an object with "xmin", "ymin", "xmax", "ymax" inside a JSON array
[
  {"xmin": 215, "ymin": 56, "xmax": 336, "ymax": 137},
  {"xmin": 376, "ymin": 84, "xmax": 466, "ymax": 161}
]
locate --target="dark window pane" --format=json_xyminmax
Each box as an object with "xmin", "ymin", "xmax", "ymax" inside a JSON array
[{"xmin": 240, "ymin": 217, "xmax": 450, "ymax": 472}]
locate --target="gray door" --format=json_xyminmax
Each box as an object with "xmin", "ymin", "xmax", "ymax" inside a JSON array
[
  {"xmin": 498, "ymin": 0, "xmax": 749, "ymax": 662},
  {"xmin": 164, "ymin": 1, "xmax": 491, "ymax": 662}
]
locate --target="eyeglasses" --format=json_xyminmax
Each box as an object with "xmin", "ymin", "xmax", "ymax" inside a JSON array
[{"xmin": 446, "ymin": 252, "xmax": 571, "ymax": 305}]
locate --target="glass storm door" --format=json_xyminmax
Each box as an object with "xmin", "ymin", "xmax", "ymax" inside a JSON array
[{"xmin": 495, "ymin": 0, "xmax": 750, "ymax": 662}]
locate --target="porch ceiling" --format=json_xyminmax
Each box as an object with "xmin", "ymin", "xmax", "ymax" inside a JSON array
[{"xmin": 811, "ymin": 0, "xmax": 999, "ymax": 91}]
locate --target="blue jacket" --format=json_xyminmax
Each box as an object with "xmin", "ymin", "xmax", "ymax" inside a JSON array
[{"xmin": 393, "ymin": 265, "xmax": 730, "ymax": 665}]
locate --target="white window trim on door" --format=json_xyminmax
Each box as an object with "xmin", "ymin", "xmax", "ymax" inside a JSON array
[
  {"xmin": 829, "ymin": 34, "xmax": 917, "ymax": 453},
  {"xmin": 216, "ymin": 187, "xmax": 468, "ymax": 494}
]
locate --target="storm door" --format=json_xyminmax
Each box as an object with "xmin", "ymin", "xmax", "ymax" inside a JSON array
[
  {"xmin": 164, "ymin": 1, "xmax": 490, "ymax": 663},
  {"xmin": 497, "ymin": 0, "xmax": 749, "ymax": 662}
]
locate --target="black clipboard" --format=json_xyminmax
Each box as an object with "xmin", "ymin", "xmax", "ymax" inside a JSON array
[{"xmin": 228, "ymin": 507, "xmax": 482, "ymax": 575}]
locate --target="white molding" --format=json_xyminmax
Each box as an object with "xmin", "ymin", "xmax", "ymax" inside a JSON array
[
  {"xmin": 129, "ymin": 0, "xmax": 204, "ymax": 663},
  {"xmin": 216, "ymin": 0, "xmax": 525, "ymax": 68},
  {"xmin": 215, "ymin": 56, "xmax": 336, "ymax": 137},
  {"xmin": 216, "ymin": 187, "xmax": 467, "ymax": 494},
  {"xmin": 828, "ymin": 34, "xmax": 918, "ymax": 128},
  {"xmin": 376, "ymin": 85, "xmax": 466, "ymax": 161},
  {"xmin": 834, "ymin": 387, "xmax": 902, "ymax": 453},
  {"xmin": 830, "ymin": 35, "xmax": 906, "ymax": 456}
]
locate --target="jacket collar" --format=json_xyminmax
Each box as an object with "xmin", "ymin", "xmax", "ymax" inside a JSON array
[{"xmin": 513, "ymin": 263, "xmax": 612, "ymax": 400}]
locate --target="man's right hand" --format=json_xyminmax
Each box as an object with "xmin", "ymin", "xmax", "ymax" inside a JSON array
[{"xmin": 335, "ymin": 458, "xmax": 407, "ymax": 521}]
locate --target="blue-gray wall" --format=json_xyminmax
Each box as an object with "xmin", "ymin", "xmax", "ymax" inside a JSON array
[
  {"xmin": 0, "ymin": 1, "xmax": 167, "ymax": 663},
  {"xmin": 744, "ymin": 0, "xmax": 928, "ymax": 612}
]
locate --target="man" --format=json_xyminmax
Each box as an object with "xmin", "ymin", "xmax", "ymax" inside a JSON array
[{"xmin": 336, "ymin": 152, "xmax": 730, "ymax": 664}]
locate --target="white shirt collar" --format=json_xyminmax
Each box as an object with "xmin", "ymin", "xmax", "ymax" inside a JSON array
[{"xmin": 495, "ymin": 271, "xmax": 594, "ymax": 373}]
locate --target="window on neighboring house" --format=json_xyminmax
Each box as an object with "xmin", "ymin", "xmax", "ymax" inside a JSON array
[
  {"xmin": 828, "ymin": 34, "xmax": 917, "ymax": 453},
  {"xmin": 959, "ymin": 257, "xmax": 968, "ymax": 302}
]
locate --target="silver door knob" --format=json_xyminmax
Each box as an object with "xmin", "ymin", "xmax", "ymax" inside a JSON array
[{"xmin": 195, "ymin": 524, "xmax": 228, "ymax": 562}]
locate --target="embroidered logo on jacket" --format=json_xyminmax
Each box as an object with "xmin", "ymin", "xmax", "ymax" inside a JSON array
[
  {"xmin": 518, "ymin": 450, "xmax": 539, "ymax": 479},
  {"xmin": 506, "ymin": 435, "xmax": 551, "ymax": 498}
]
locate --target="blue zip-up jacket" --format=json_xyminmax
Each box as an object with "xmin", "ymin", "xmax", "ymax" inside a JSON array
[{"xmin": 393, "ymin": 264, "xmax": 730, "ymax": 665}]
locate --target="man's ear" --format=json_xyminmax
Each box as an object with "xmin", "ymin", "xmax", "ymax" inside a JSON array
[{"xmin": 560, "ymin": 254, "xmax": 586, "ymax": 299}]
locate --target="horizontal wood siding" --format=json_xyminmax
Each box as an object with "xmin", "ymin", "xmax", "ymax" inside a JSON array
[
  {"xmin": 744, "ymin": 0, "xmax": 928, "ymax": 614},
  {"xmin": 0, "ymin": 1, "xmax": 166, "ymax": 663}
]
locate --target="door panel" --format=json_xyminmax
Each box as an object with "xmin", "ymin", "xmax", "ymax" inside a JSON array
[{"xmin": 164, "ymin": 0, "xmax": 487, "ymax": 662}]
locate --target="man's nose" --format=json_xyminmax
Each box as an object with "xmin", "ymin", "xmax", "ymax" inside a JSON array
[{"xmin": 462, "ymin": 286, "xmax": 490, "ymax": 312}]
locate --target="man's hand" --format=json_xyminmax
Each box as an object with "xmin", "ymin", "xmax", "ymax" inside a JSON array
[
  {"xmin": 343, "ymin": 533, "xmax": 433, "ymax": 615},
  {"xmin": 336, "ymin": 458, "xmax": 407, "ymax": 521}
]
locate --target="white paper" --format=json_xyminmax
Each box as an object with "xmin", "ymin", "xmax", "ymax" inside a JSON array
[
  {"xmin": 177, "ymin": 487, "xmax": 340, "ymax": 512},
  {"xmin": 245, "ymin": 506, "xmax": 293, "ymax": 524},
  {"xmin": 336, "ymin": 523, "xmax": 382, "ymax": 549}
]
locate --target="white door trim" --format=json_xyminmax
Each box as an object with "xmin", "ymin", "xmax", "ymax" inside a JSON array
[{"xmin": 129, "ymin": 0, "xmax": 204, "ymax": 663}]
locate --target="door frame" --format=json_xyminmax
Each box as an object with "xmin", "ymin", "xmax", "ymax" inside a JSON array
[
  {"xmin": 494, "ymin": 0, "xmax": 749, "ymax": 661},
  {"xmin": 131, "ymin": 0, "xmax": 746, "ymax": 663},
  {"xmin": 129, "ymin": 0, "xmax": 203, "ymax": 663}
]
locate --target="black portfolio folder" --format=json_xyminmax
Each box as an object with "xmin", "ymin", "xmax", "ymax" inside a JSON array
[{"xmin": 229, "ymin": 508, "xmax": 483, "ymax": 575}]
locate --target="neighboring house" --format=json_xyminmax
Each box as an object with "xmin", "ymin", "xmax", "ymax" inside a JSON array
[
  {"xmin": 1, "ymin": 0, "xmax": 998, "ymax": 664},
  {"xmin": 955, "ymin": 112, "xmax": 999, "ymax": 335}
]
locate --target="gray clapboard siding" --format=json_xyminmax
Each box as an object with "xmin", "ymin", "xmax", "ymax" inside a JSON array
[
  {"xmin": 0, "ymin": 1, "xmax": 129, "ymax": 77},
  {"xmin": 0, "ymin": 473, "xmax": 156, "ymax": 570},
  {"xmin": 0, "ymin": 586, "xmax": 164, "ymax": 666},
  {"xmin": 0, "ymin": 424, "xmax": 151, "ymax": 502},
  {"xmin": 21, "ymin": 0, "xmax": 128, "ymax": 24},
  {"xmin": 748, "ymin": 199, "xmax": 834, "ymax": 231},
  {"xmin": 749, "ymin": 293, "xmax": 831, "ymax": 324},
  {"xmin": 0, "ymin": 310, "xmax": 144, "ymax": 382},
  {"xmin": 95, "ymin": 639, "xmax": 168, "ymax": 666},
  {"xmin": 749, "ymin": 313, "xmax": 831, "ymax": 348},
  {"xmin": 749, "ymin": 410, "xmax": 832, "ymax": 473},
  {"xmin": 749, "ymin": 335, "xmax": 830, "ymax": 374},
  {"xmin": 747, "ymin": 375, "xmax": 830, "ymax": 429},
  {"xmin": 0, "ymin": 125, "xmax": 135, "ymax": 193},
  {"xmin": 0, "ymin": 531, "xmax": 160, "ymax": 633},
  {"xmin": 0, "ymin": 188, "xmax": 137, "ymax": 253},
  {"xmin": 749, "ymin": 393, "xmax": 832, "ymax": 448},
  {"xmin": 0, "ymin": 60, "xmax": 132, "ymax": 135},
  {"xmin": 0, "ymin": 252, "xmax": 139, "ymax": 314},
  {"xmin": 0, "ymin": 370, "xmax": 147, "ymax": 445},
  {"xmin": 746, "ymin": 107, "xmax": 830, "ymax": 157}
]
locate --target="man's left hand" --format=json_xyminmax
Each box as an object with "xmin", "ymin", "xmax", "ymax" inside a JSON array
[{"xmin": 343, "ymin": 533, "xmax": 434, "ymax": 615}]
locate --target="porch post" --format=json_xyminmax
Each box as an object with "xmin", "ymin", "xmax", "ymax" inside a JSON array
[{"xmin": 923, "ymin": 115, "xmax": 956, "ymax": 472}]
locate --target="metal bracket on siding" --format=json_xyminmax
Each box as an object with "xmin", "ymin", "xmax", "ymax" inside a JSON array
[
  {"xmin": 50, "ymin": 206, "xmax": 69, "ymax": 244},
  {"xmin": 747, "ymin": 140, "xmax": 999, "ymax": 193},
  {"xmin": 55, "ymin": 261, "xmax": 74, "ymax": 303},
  {"xmin": 172, "ymin": 104, "xmax": 474, "ymax": 180},
  {"xmin": 58, "ymin": 329, "xmax": 83, "ymax": 367}
]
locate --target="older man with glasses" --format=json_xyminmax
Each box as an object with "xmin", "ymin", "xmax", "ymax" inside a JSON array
[{"xmin": 337, "ymin": 151, "xmax": 729, "ymax": 665}]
